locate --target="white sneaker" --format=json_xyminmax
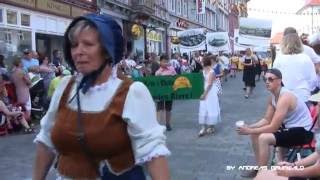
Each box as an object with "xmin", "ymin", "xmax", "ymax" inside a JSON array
[
  {"xmin": 206, "ymin": 127, "xmax": 215, "ymax": 134},
  {"xmin": 198, "ymin": 128, "xmax": 206, "ymax": 137}
]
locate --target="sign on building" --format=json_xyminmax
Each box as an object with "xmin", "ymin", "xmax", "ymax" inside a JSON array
[{"xmin": 196, "ymin": 0, "xmax": 206, "ymax": 14}]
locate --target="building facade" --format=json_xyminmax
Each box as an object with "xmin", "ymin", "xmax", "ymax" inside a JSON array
[
  {"xmin": 168, "ymin": 0, "xmax": 219, "ymax": 54},
  {"xmin": 0, "ymin": 0, "xmax": 96, "ymax": 61},
  {"xmin": 215, "ymin": 0, "xmax": 229, "ymax": 32},
  {"xmin": 98, "ymin": 0, "xmax": 170, "ymax": 60},
  {"xmin": 296, "ymin": 0, "xmax": 320, "ymax": 34},
  {"xmin": 0, "ymin": 0, "xmax": 252, "ymax": 61},
  {"xmin": 228, "ymin": 0, "xmax": 250, "ymax": 52}
]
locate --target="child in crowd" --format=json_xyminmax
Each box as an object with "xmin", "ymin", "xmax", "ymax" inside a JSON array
[
  {"xmin": 230, "ymin": 61, "xmax": 238, "ymax": 78},
  {"xmin": 155, "ymin": 54, "xmax": 177, "ymax": 131}
]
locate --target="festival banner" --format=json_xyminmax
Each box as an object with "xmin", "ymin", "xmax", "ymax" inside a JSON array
[
  {"xmin": 177, "ymin": 28, "xmax": 206, "ymax": 53},
  {"xmin": 196, "ymin": 0, "xmax": 206, "ymax": 14},
  {"xmin": 234, "ymin": 29, "xmax": 269, "ymax": 52},
  {"xmin": 234, "ymin": 29, "xmax": 252, "ymax": 51},
  {"xmin": 238, "ymin": 18, "xmax": 272, "ymax": 47},
  {"xmin": 134, "ymin": 73, "xmax": 204, "ymax": 101},
  {"xmin": 206, "ymin": 32, "xmax": 230, "ymax": 53}
]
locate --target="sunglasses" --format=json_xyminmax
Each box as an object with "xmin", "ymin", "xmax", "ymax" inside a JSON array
[{"xmin": 263, "ymin": 77, "xmax": 279, "ymax": 83}]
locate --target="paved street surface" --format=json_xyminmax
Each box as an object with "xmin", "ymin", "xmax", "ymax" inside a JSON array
[{"xmin": 0, "ymin": 72, "xmax": 270, "ymax": 180}]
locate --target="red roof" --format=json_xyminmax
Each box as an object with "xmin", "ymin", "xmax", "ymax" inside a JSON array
[
  {"xmin": 305, "ymin": 0, "xmax": 320, "ymax": 6},
  {"xmin": 271, "ymin": 32, "xmax": 283, "ymax": 44},
  {"xmin": 297, "ymin": 0, "xmax": 320, "ymax": 13}
]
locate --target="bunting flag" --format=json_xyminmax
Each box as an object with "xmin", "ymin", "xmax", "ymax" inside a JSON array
[{"xmin": 248, "ymin": 7, "xmax": 320, "ymax": 15}]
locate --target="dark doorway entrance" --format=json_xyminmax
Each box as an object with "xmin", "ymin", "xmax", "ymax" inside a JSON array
[{"xmin": 36, "ymin": 33, "xmax": 51, "ymax": 57}]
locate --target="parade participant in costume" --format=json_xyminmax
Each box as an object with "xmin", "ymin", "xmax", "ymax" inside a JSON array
[
  {"xmin": 241, "ymin": 48, "xmax": 256, "ymax": 99},
  {"xmin": 33, "ymin": 14, "xmax": 170, "ymax": 180},
  {"xmin": 198, "ymin": 55, "xmax": 221, "ymax": 136}
]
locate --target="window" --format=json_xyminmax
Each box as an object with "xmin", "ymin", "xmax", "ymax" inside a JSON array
[
  {"xmin": 0, "ymin": 9, "xmax": 3, "ymax": 23},
  {"xmin": 183, "ymin": 0, "xmax": 188, "ymax": 17},
  {"xmin": 208, "ymin": 13, "xmax": 211, "ymax": 27},
  {"xmin": 170, "ymin": 0, "xmax": 176, "ymax": 12},
  {"xmin": 177, "ymin": 0, "xmax": 181, "ymax": 15},
  {"xmin": 7, "ymin": 10, "xmax": 17, "ymax": 25},
  {"xmin": 161, "ymin": 0, "xmax": 166, "ymax": 6},
  {"xmin": 202, "ymin": 14, "xmax": 204, "ymax": 24},
  {"xmin": 21, "ymin": 13, "xmax": 30, "ymax": 26},
  {"xmin": 5, "ymin": 32, "xmax": 12, "ymax": 44},
  {"xmin": 212, "ymin": 13, "xmax": 216, "ymax": 30}
]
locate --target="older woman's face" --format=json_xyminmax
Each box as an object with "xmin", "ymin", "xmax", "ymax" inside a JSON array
[{"xmin": 70, "ymin": 27, "xmax": 104, "ymax": 75}]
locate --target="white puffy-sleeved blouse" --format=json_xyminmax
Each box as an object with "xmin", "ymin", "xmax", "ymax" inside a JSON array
[{"xmin": 34, "ymin": 74, "xmax": 170, "ymax": 168}]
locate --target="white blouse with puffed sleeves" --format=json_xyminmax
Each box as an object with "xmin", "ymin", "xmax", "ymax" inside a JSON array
[{"xmin": 34, "ymin": 73, "xmax": 170, "ymax": 167}]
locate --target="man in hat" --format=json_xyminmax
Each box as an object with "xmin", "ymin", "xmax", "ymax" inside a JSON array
[{"xmin": 236, "ymin": 68, "xmax": 314, "ymax": 178}]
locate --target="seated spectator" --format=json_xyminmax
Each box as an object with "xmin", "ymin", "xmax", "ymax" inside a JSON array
[
  {"xmin": 0, "ymin": 74, "xmax": 10, "ymax": 105},
  {"xmin": 237, "ymin": 68, "xmax": 314, "ymax": 178},
  {"xmin": 0, "ymin": 100, "xmax": 34, "ymax": 134},
  {"xmin": 275, "ymin": 91, "xmax": 320, "ymax": 179}
]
